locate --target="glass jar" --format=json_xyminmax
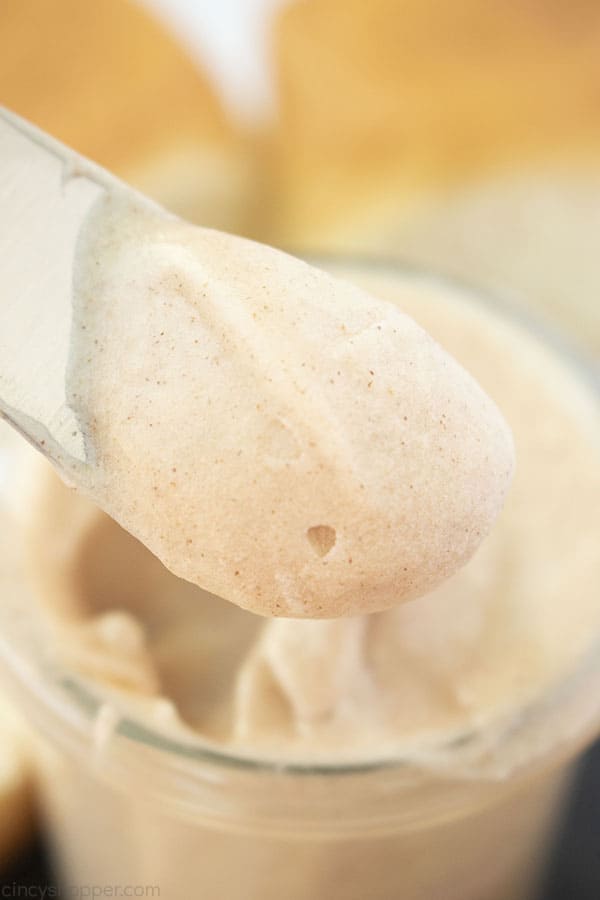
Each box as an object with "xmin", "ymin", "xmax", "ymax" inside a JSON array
[{"xmin": 0, "ymin": 261, "xmax": 598, "ymax": 900}]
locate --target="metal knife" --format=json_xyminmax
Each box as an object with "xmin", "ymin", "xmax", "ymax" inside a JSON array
[{"xmin": 0, "ymin": 107, "xmax": 156, "ymax": 472}]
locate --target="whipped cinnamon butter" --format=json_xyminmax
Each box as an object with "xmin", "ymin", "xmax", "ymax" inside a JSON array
[
  {"xmin": 20, "ymin": 264, "xmax": 600, "ymax": 766},
  {"xmin": 65, "ymin": 200, "xmax": 514, "ymax": 617}
]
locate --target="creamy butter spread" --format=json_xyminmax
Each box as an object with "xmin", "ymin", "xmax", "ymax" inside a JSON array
[
  {"xmin": 19, "ymin": 265, "xmax": 600, "ymax": 765},
  {"xmin": 65, "ymin": 199, "xmax": 514, "ymax": 617}
]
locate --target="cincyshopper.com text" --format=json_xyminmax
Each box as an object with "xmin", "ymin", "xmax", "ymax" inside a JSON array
[{"xmin": 1, "ymin": 886, "xmax": 160, "ymax": 898}]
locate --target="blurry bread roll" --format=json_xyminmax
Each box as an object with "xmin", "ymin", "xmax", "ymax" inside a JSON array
[
  {"xmin": 269, "ymin": 0, "xmax": 600, "ymax": 353},
  {"xmin": 0, "ymin": 0, "xmax": 254, "ymax": 232}
]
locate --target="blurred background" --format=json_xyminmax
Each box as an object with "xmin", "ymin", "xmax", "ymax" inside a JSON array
[
  {"xmin": 0, "ymin": 0, "xmax": 599, "ymax": 895},
  {"xmin": 2, "ymin": 0, "xmax": 599, "ymax": 354}
]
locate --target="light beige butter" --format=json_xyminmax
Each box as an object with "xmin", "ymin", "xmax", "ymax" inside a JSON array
[
  {"xmin": 21, "ymin": 265, "xmax": 600, "ymax": 767},
  {"xmin": 64, "ymin": 202, "xmax": 513, "ymax": 617}
]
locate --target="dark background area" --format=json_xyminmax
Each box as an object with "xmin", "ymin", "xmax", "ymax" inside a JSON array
[
  {"xmin": 3, "ymin": 739, "xmax": 600, "ymax": 899},
  {"xmin": 538, "ymin": 739, "xmax": 600, "ymax": 899}
]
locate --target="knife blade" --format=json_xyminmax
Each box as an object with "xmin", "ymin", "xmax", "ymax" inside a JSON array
[{"xmin": 0, "ymin": 108, "xmax": 153, "ymax": 470}]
